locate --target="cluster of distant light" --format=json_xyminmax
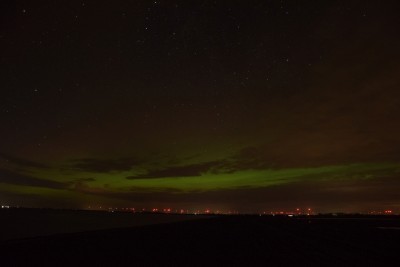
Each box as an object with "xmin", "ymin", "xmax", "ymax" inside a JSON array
[
  {"xmin": 90, "ymin": 207, "xmax": 316, "ymax": 216},
  {"xmin": 87, "ymin": 206, "xmax": 231, "ymax": 215},
  {"xmin": 368, "ymin": 210, "xmax": 393, "ymax": 215},
  {"xmin": 1, "ymin": 205, "xmax": 396, "ymax": 215},
  {"xmin": 84, "ymin": 206, "xmax": 398, "ymax": 216},
  {"xmin": 262, "ymin": 208, "xmax": 314, "ymax": 216}
]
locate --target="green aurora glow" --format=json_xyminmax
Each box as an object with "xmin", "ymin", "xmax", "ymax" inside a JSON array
[{"xmin": 1, "ymin": 1, "xmax": 400, "ymax": 212}]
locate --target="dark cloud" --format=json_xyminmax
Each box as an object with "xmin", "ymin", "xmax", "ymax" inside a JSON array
[
  {"xmin": 126, "ymin": 160, "xmax": 225, "ymax": 179},
  {"xmin": 125, "ymin": 145, "xmax": 324, "ymax": 180},
  {"xmin": 230, "ymin": 146, "xmax": 274, "ymax": 169},
  {"xmin": 74, "ymin": 178, "xmax": 96, "ymax": 182},
  {"xmin": 126, "ymin": 142, "xmax": 400, "ymax": 180},
  {"xmin": 231, "ymin": 142, "xmax": 400, "ymax": 169},
  {"xmin": 70, "ymin": 157, "xmax": 141, "ymax": 173},
  {"xmin": 127, "ymin": 144, "xmax": 347, "ymax": 180},
  {"xmin": 105, "ymin": 175, "xmax": 400, "ymax": 213},
  {"xmin": 0, "ymin": 169, "xmax": 66, "ymax": 189},
  {"xmin": 70, "ymin": 181, "xmax": 107, "ymax": 194},
  {"xmin": 230, "ymin": 175, "xmax": 400, "ymax": 212},
  {"xmin": 0, "ymin": 153, "xmax": 49, "ymax": 169}
]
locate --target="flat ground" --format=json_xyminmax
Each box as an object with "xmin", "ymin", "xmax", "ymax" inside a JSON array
[
  {"xmin": 0, "ymin": 209, "xmax": 205, "ymax": 240},
  {"xmin": 0, "ymin": 210, "xmax": 399, "ymax": 266}
]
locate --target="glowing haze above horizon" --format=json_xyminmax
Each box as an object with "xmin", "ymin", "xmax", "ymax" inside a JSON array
[{"xmin": 1, "ymin": 0, "xmax": 400, "ymax": 213}]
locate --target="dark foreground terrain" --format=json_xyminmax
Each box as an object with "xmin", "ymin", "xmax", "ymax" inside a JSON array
[
  {"xmin": 0, "ymin": 208, "xmax": 204, "ymax": 241},
  {"xmin": 1, "ymin": 211, "xmax": 399, "ymax": 266}
]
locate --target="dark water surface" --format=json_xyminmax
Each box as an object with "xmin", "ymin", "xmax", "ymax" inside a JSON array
[
  {"xmin": 0, "ymin": 211, "xmax": 399, "ymax": 266},
  {"xmin": 0, "ymin": 209, "xmax": 207, "ymax": 241}
]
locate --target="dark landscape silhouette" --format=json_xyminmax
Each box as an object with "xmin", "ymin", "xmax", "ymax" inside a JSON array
[{"xmin": 1, "ymin": 208, "xmax": 399, "ymax": 266}]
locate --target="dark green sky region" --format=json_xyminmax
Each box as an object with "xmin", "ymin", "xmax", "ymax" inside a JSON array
[{"xmin": 1, "ymin": 0, "xmax": 400, "ymax": 213}]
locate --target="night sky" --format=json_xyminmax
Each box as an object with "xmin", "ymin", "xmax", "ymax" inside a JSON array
[{"xmin": 1, "ymin": 0, "xmax": 400, "ymax": 213}]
